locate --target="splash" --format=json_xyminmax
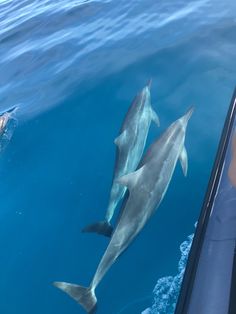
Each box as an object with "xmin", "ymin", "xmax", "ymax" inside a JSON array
[{"xmin": 142, "ymin": 228, "xmax": 195, "ymax": 314}]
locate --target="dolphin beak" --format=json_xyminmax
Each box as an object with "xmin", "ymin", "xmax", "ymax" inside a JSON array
[
  {"xmin": 147, "ymin": 78, "xmax": 152, "ymax": 89},
  {"xmin": 180, "ymin": 106, "xmax": 194, "ymax": 126},
  {"xmin": 185, "ymin": 106, "xmax": 194, "ymax": 121}
]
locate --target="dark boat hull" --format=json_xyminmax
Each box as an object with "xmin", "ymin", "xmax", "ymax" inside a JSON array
[{"xmin": 175, "ymin": 88, "xmax": 236, "ymax": 314}]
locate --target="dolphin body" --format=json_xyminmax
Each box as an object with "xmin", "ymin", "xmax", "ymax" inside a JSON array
[
  {"xmin": 53, "ymin": 107, "xmax": 194, "ymax": 314},
  {"xmin": 82, "ymin": 81, "xmax": 160, "ymax": 237}
]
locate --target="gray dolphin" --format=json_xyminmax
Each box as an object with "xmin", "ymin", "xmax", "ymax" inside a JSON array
[
  {"xmin": 82, "ymin": 80, "xmax": 160, "ymax": 237},
  {"xmin": 53, "ymin": 107, "xmax": 194, "ymax": 314}
]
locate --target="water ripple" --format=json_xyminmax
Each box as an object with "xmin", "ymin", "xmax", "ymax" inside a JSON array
[{"xmin": 0, "ymin": 0, "xmax": 235, "ymax": 118}]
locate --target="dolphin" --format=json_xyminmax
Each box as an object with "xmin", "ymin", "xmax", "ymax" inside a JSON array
[
  {"xmin": 82, "ymin": 80, "xmax": 160, "ymax": 237},
  {"xmin": 53, "ymin": 107, "xmax": 194, "ymax": 314},
  {"xmin": 0, "ymin": 106, "xmax": 18, "ymax": 151},
  {"xmin": 0, "ymin": 106, "xmax": 18, "ymax": 135}
]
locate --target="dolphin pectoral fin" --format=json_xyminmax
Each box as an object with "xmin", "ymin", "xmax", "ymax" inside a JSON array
[
  {"xmin": 114, "ymin": 130, "xmax": 127, "ymax": 148},
  {"xmin": 82, "ymin": 221, "xmax": 113, "ymax": 237},
  {"xmin": 179, "ymin": 146, "xmax": 188, "ymax": 176},
  {"xmin": 116, "ymin": 165, "xmax": 145, "ymax": 190},
  {"xmin": 150, "ymin": 108, "xmax": 160, "ymax": 127}
]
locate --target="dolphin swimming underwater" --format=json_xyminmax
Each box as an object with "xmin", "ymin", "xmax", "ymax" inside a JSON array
[
  {"xmin": 82, "ymin": 81, "xmax": 160, "ymax": 237},
  {"xmin": 53, "ymin": 107, "xmax": 194, "ymax": 314},
  {"xmin": 0, "ymin": 106, "xmax": 18, "ymax": 151},
  {"xmin": 0, "ymin": 106, "xmax": 18, "ymax": 135}
]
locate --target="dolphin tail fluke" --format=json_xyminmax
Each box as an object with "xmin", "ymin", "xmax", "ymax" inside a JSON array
[
  {"xmin": 53, "ymin": 282, "xmax": 97, "ymax": 314},
  {"xmin": 82, "ymin": 220, "xmax": 113, "ymax": 237}
]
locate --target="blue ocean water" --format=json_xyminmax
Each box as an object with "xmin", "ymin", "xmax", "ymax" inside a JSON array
[{"xmin": 0, "ymin": 0, "xmax": 236, "ymax": 313}]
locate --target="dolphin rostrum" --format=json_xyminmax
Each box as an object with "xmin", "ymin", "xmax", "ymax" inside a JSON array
[
  {"xmin": 53, "ymin": 107, "xmax": 194, "ymax": 313},
  {"xmin": 82, "ymin": 80, "xmax": 160, "ymax": 237}
]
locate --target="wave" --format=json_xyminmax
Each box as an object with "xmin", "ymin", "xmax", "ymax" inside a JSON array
[{"xmin": 142, "ymin": 226, "xmax": 195, "ymax": 314}]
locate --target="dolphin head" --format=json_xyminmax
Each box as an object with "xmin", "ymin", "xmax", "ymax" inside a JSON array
[
  {"xmin": 0, "ymin": 106, "xmax": 19, "ymax": 118},
  {"xmin": 0, "ymin": 106, "xmax": 19, "ymax": 132},
  {"xmin": 140, "ymin": 79, "xmax": 152, "ymax": 104},
  {"xmin": 6, "ymin": 106, "xmax": 19, "ymax": 115},
  {"xmin": 134, "ymin": 80, "xmax": 152, "ymax": 112},
  {"xmin": 179, "ymin": 106, "xmax": 194, "ymax": 128},
  {"xmin": 147, "ymin": 78, "xmax": 152, "ymax": 89},
  {"xmin": 2, "ymin": 106, "xmax": 19, "ymax": 122}
]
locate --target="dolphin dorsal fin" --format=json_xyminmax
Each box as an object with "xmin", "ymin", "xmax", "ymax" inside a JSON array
[
  {"xmin": 116, "ymin": 165, "xmax": 145, "ymax": 191},
  {"xmin": 114, "ymin": 130, "xmax": 127, "ymax": 148},
  {"xmin": 179, "ymin": 146, "xmax": 188, "ymax": 176},
  {"xmin": 150, "ymin": 108, "xmax": 160, "ymax": 127}
]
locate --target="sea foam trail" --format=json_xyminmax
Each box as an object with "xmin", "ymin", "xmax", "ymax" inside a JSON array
[{"xmin": 142, "ymin": 227, "xmax": 195, "ymax": 314}]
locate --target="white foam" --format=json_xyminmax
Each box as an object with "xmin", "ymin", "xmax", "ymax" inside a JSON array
[{"xmin": 143, "ymin": 228, "xmax": 194, "ymax": 314}]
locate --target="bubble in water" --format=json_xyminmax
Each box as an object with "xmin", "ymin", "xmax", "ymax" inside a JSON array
[{"xmin": 143, "ymin": 227, "xmax": 195, "ymax": 314}]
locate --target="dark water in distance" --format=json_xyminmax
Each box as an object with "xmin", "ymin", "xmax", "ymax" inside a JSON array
[{"xmin": 0, "ymin": 0, "xmax": 236, "ymax": 313}]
